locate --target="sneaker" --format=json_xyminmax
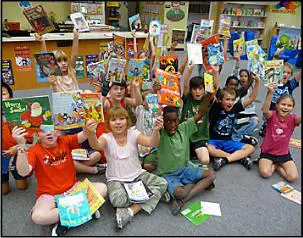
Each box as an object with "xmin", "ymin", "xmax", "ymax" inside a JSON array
[
  {"xmin": 96, "ymin": 163, "xmax": 107, "ymax": 175},
  {"xmin": 212, "ymin": 158, "xmax": 228, "ymax": 171},
  {"xmin": 206, "ymin": 182, "xmax": 215, "ymax": 191},
  {"xmin": 239, "ymin": 157, "xmax": 253, "ymax": 170},
  {"xmin": 92, "ymin": 210, "xmax": 101, "ymax": 220},
  {"xmin": 116, "ymin": 208, "xmax": 133, "ymax": 229},
  {"xmin": 51, "ymin": 223, "xmax": 69, "ymax": 236},
  {"xmin": 259, "ymin": 124, "xmax": 266, "ymax": 137},
  {"xmin": 171, "ymin": 199, "xmax": 184, "ymax": 215},
  {"xmin": 160, "ymin": 191, "xmax": 171, "ymax": 203},
  {"xmin": 241, "ymin": 135, "xmax": 258, "ymax": 146}
]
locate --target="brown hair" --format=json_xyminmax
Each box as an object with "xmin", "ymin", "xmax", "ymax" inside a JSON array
[
  {"xmin": 106, "ymin": 106, "xmax": 132, "ymax": 132},
  {"xmin": 219, "ymin": 87, "xmax": 236, "ymax": 100},
  {"xmin": 53, "ymin": 49, "xmax": 68, "ymax": 62},
  {"xmin": 276, "ymin": 94, "xmax": 295, "ymax": 107},
  {"xmin": 284, "ymin": 62, "xmax": 294, "ymax": 75}
]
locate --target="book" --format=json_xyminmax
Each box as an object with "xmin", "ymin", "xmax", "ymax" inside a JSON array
[
  {"xmin": 149, "ymin": 20, "xmax": 161, "ymax": 36},
  {"xmin": 233, "ymin": 37, "xmax": 245, "ymax": 56},
  {"xmin": 86, "ymin": 61, "xmax": 106, "ymax": 83},
  {"xmin": 85, "ymin": 55, "xmax": 99, "ymax": 78},
  {"xmin": 23, "ymin": 5, "xmax": 55, "ymax": 35},
  {"xmin": 207, "ymin": 42, "xmax": 225, "ymax": 66},
  {"xmin": 52, "ymin": 91, "xmax": 85, "ymax": 130},
  {"xmin": 204, "ymin": 73, "xmax": 215, "ymax": 93},
  {"xmin": 276, "ymin": 26, "xmax": 301, "ymax": 50},
  {"xmin": 281, "ymin": 190, "xmax": 301, "ymax": 205},
  {"xmin": 75, "ymin": 56, "xmax": 85, "ymax": 80},
  {"xmin": 159, "ymin": 56, "xmax": 178, "ymax": 74},
  {"xmin": 56, "ymin": 190, "xmax": 92, "ymax": 227},
  {"xmin": 141, "ymin": 59, "xmax": 152, "ymax": 91},
  {"xmin": 181, "ymin": 201, "xmax": 210, "ymax": 225},
  {"xmin": 70, "ymin": 12, "xmax": 90, "ymax": 32},
  {"xmin": 127, "ymin": 58, "xmax": 145, "ymax": 82},
  {"xmin": 34, "ymin": 52, "xmax": 63, "ymax": 77},
  {"xmin": 187, "ymin": 43, "xmax": 203, "ymax": 65},
  {"xmin": 154, "ymin": 68, "xmax": 181, "ymax": 107},
  {"xmin": 190, "ymin": 24, "xmax": 202, "ymax": 44},
  {"xmin": 2, "ymin": 60, "xmax": 14, "ymax": 85},
  {"xmin": 200, "ymin": 201, "xmax": 222, "ymax": 216},
  {"xmin": 219, "ymin": 15, "xmax": 231, "ymax": 38},
  {"xmin": 107, "ymin": 58, "xmax": 127, "ymax": 83},
  {"xmin": 123, "ymin": 180, "xmax": 154, "ymax": 203},
  {"xmin": 72, "ymin": 149, "xmax": 89, "ymax": 161},
  {"xmin": 138, "ymin": 145, "xmax": 158, "ymax": 158},
  {"xmin": 157, "ymin": 24, "xmax": 170, "ymax": 48},
  {"xmin": 246, "ymin": 40, "xmax": 266, "ymax": 79},
  {"xmin": 145, "ymin": 94, "xmax": 162, "ymax": 114},
  {"xmin": 71, "ymin": 178, "xmax": 105, "ymax": 215},
  {"xmin": 113, "ymin": 34, "xmax": 126, "ymax": 59},
  {"xmin": 201, "ymin": 35, "xmax": 224, "ymax": 71},
  {"xmin": 236, "ymin": 117, "xmax": 250, "ymax": 125},
  {"xmin": 272, "ymin": 181, "xmax": 294, "ymax": 193},
  {"xmin": 200, "ymin": 19, "xmax": 214, "ymax": 39},
  {"xmin": 264, "ymin": 60, "xmax": 284, "ymax": 86},
  {"xmin": 289, "ymin": 138, "xmax": 301, "ymax": 149},
  {"xmin": 2, "ymin": 96, "xmax": 53, "ymax": 137},
  {"xmin": 129, "ymin": 13, "xmax": 142, "ymax": 31},
  {"xmin": 171, "ymin": 29, "xmax": 186, "ymax": 45},
  {"xmin": 80, "ymin": 93, "xmax": 104, "ymax": 123}
]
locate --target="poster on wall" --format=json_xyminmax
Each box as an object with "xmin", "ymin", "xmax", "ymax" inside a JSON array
[
  {"xmin": 165, "ymin": 1, "xmax": 185, "ymax": 22},
  {"xmin": 2, "ymin": 60, "xmax": 15, "ymax": 85},
  {"xmin": 269, "ymin": 1, "xmax": 300, "ymax": 14},
  {"xmin": 14, "ymin": 46, "xmax": 32, "ymax": 71},
  {"xmin": 172, "ymin": 29, "xmax": 186, "ymax": 45}
]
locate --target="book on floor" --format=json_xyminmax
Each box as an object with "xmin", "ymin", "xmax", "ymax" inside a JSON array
[
  {"xmin": 264, "ymin": 60, "xmax": 284, "ymax": 86},
  {"xmin": 204, "ymin": 73, "xmax": 215, "ymax": 93},
  {"xmin": 272, "ymin": 181, "xmax": 294, "ymax": 193},
  {"xmin": 23, "ymin": 5, "xmax": 55, "ymax": 35},
  {"xmin": 107, "ymin": 57, "xmax": 127, "ymax": 83},
  {"xmin": 200, "ymin": 19, "xmax": 214, "ymax": 39},
  {"xmin": 159, "ymin": 55, "xmax": 178, "ymax": 74},
  {"xmin": 72, "ymin": 149, "xmax": 90, "ymax": 161},
  {"xmin": 56, "ymin": 190, "xmax": 92, "ymax": 227},
  {"xmin": 233, "ymin": 37, "xmax": 245, "ymax": 56},
  {"xmin": 200, "ymin": 201, "xmax": 222, "ymax": 216},
  {"xmin": 80, "ymin": 93, "xmax": 104, "ymax": 123},
  {"xmin": 187, "ymin": 43, "xmax": 203, "ymax": 65},
  {"xmin": 71, "ymin": 178, "xmax": 105, "ymax": 215},
  {"xmin": 52, "ymin": 90, "xmax": 84, "ymax": 130},
  {"xmin": 70, "ymin": 12, "xmax": 90, "ymax": 32},
  {"xmin": 276, "ymin": 26, "xmax": 301, "ymax": 50},
  {"xmin": 289, "ymin": 138, "xmax": 301, "ymax": 149},
  {"xmin": 181, "ymin": 200, "xmax": 210, "ymax": 225},
  {"xmin": 280, "ymin": 190, "xmax": 301, "ymax": 205},
  {"xmin": 127, "ymin": 58, "xmax": 145, "ymax": 82},
  {"xmin": 218, "ymin": 15, "xmax": 231, "ymax": 38},
  {"xmin": 34, "ymin": 52, "xmax": 63, "ymax": 77},
  {"xmin": 123, "ymin": 180, "xmax": 154, "ymax": 203}
]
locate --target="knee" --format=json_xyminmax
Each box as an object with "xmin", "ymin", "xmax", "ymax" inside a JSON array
[
  {"xmin": 96, "ymin": 183, "xmax": 107, "ymax": 198},
  {"xmin": 286, "ymin": 174, "xmax": 298, "ymax": 182},
  {"xmin": 206, "ymin": 169, "xmax": 216, "ymax": 182},
  {"xmin": 244, "ymin": 144, "xmax": 255, "ymax": 152},
  {"xmin": 109, "ymin": 190, "xmax": 128, "ymax": 208},
  {"xmin": 259, "ymin": 169, "xmax": 273, "ymax": 179},
  {"xmin": 31, "ymin": 210, "xmax": 46, "ymax": 225}
]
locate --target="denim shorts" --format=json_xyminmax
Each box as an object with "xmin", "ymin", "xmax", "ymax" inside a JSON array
[
  {"xmin": 208, "ymin": 139, "xmax": 245, "ymax": 153},
  {"xmin": 163, "ymin": 166, "xmax": 204, "ymax": 198}
]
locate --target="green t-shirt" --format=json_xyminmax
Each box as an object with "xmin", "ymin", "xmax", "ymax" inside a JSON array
[
  {"xmin": 156, "ymin": 118, "xmax": 198, "ymax": 177},
  {"xmin": 181, "ymin": 94, "xmax": 210, "ymax": 143}
]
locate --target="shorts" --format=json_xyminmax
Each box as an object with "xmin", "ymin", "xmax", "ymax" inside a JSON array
[
  {"xmin": 190, "ymin": 140, "xmax": 208, "ymax": 158},
  {"xmin": 139, "ymin": 151, "xmax": 158, "ymax": 165},
  {"xmin": 208, "ymin": 140, "xmax": 245, "ymax": 153},
  {"xmin": 259, "ymin": 152, "xmax": 293, "ymax": 164},
  {"xmin": 163, "ymin": 166, "xmax": 205, "ymax": 198},
  {"xmin": 2, "ymin": 155, "xmax": 30, "ymax": 183}
]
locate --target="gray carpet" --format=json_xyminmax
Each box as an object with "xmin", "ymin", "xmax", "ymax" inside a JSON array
[{"xmin": 2, "ymin": 52, "xmax": 301, "ymax": 236}]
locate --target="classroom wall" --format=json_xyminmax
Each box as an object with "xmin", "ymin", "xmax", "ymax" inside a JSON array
[{"xmin": 2, "ymin": 1, "xmax": 71, "ymax": 30}]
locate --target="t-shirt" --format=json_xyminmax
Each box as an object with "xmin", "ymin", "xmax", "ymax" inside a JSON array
[
  {"xmin": 209, "ymin": 101, "xmax": 244, "ymax": 140},
  {"xmin": 270, "ymin": 77, "xmax": 299, "ymax": 110},
  {"xmin": 51, "ymin": 65, "xmax": 80, "ymax": 92},
  {"xmin": 236, "ymin": 86, "xmax": 256, "ymax": 116},
  {"xmin": 1, "ymin": 121, "xmax": 17, "ymax": 150},
  {"xmin": 101, "ymin": 129, "xmax": 143, "ymax": 182},
  {"xmin": 261, "ymin": 110, "xmax": 299, "ymax": 155},
  {"xmin": 157, "ymin": 118, "xmax": 198, "ymax": 177},
  {"xmin": 181, "ymin": 94, "xmax": 210, "ymax": 143},
  {"xmin": 27, "ymin": 135, "xmax": 79, "ymax": 198}
]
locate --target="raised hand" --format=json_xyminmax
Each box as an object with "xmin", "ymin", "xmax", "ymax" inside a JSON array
[
  {"xmin": 12, "ymin": 126, "xmax": 28, "ymax": 145},
  {"xmin": 152, "ymin": 81, "xmax": 161, "ymax": 93},
  {"xmin": 35, "ymin": 33, "xmax": 43, "ymax": 42},
  {"xmin": 73, "ymin": 28, "xmax": 79, "ymax": 39},
  {"xmin": 3, "ymin": 146, "xmax": 17, "ymax": 157},
  {"xmin": 267, "ymin": 82, "xmax": 278, "ymax": 93},
  {"xmin": 85, "ymin": 119, "xmax": 98, "ymax": 134},
  {"xmin": 153, "ymin": 116, "xmax": 164, "ymax": 131}
]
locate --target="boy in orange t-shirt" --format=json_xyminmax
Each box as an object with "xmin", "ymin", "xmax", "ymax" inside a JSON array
[{"xmin": 12, "ymin": 125, "xmax": 107, "ymax": 236}]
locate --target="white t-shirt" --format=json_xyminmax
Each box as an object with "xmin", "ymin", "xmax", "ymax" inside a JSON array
[
  {"xmin": 101, "ymin": 128, "xmax": 144, "ymax": 182},
  {"xmin": 237, "ymin": 86, "xmax": 256, "ymax": 115}
]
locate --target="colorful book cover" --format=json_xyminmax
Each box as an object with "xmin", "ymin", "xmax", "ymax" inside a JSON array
[
  {"xmin": 107, "ymin": 58, "xmax": 127, "ymax": 83},
  {"xmin": 72, "ymin": 149, "xmax": 89, "ymax": 161},
  {"xmin": 181, "ymin": 201, "xmax": 210, "ymax": 225},
  {"xmin": 85, "ymin": 55, "xmax": 99, "ymax": 78},
  {"xmin": 113, "ymin": 34, "xmax": 126, "ymax": 58},
  {"xmin": 289, "ymin": 138, "xmax": 301, "ymax": 149},
  {"xmin": 159, "ymin": 56, "xmax": 178, "ymax": 74},
  {"xmin": 200, "ymin": 19, "xmax": 214, "ymax": 39},
  {"xmin": 149, "ymin": 20, "xmax": 161, "ymax": 36},
  {"xmin": 272, "ymin": 181, "xmax": 294, "ymax": 193},
  {"xmin": 219, "ymin": 15, "xmax": 231, "ymax": 38},
  {"xmin": 99, "ymin": 41, "xmax": 111, "ymax": 64},
  {"xmin": 138, "ymin": 145, "xmax": 157, "ymax": 158},
  {"xmin": 35, "ymin": 63, "xmax": 48, "ymax": 83},
  {"xmin": 145, "ymin": 94, "xmax": 162, "ymax": 114},
  {"xmin": 129, "ymin": 13, "xmax": 141, "ymax": 31},
  {"xmin": 123, "ymin": 180, "xmax": 154, "ymax": 203},
  {"xmin": 71, "ymin": 12, "xmax": 90, "ymax": 32},
  {"xmin": 52, "ymin": 91, "xmax": 85, "ymax": 130},
  {"xmin": 276, "ymin": 26, "xmax": 301, "ymax": 50},
  {"xmin": 75, "ymin": 56, "xmax": 85, "ymax": 80},
  {"xmin": 233, "ymin": 38, "xmax": 245, "ymax": 56},
  {"xmin": 56, "ymin": 190, "xmax": 92, "ymax": 227},
  {"xmin": 264, "ymin": 60, "xmax": 284, "ymax": 86},
  {"xmin": 23, "ymin": 5, "xmax": 55, "ymax": 35},
  {"xmin": 86, "ymin": 61, "xmax": 106, "ymax": 83},
  {"xmin": 141, "ymin": 59, "xmax": 152, "ymax": 91},
  {"xmin": 207, "ymin": 42, "xmax": 225, "ymax": 66},
  {"xmin": 2, "ymin": 60, "xmax": 14, "ymax": 85},
  {"xmin": 204, "ymin": 73, "xmax": 215, "ymax": 93},
  {"xmin": 281, "ymin": 190, "xmax": 301, "ymax": 205},
  {"xmin": 157, "ymin": 24, "xmax": 170, "ymax": 48},
  {"xmin": 34, "ymin": 52, "xmax": 62, "ymax": 77},
  {"xmin": 2, "ymin": 95, "xmax": 53, "ymax": 135},
  {"xmin": 190, "ymin": 24, "xmax": 203, "ymax": 44},
  {"xmin": 80, "ymin": 93, "xmax": 104, "ymax": 123},
  {"xmin": 154, "ymin": 68, "xmax": 181, "ymax": 107},
  {"xmin": 246, "ymin": 40, "xmax": 266, "ymax": 79},
  {"xmin": 187, "ymin": 43, "xmax": 203, "ymax": 65},
  {"xmin": 14, "ymin": 46, "xmax": 32, "ymax": 71},
  {"xmin": 172, "ymin": 29, "xmax": 186, "ymax": 45},
  {"xmin": 127, "ymin": 58, "xmax": 145, "ymax": 82},
  {"xmin": 71, "ymin": 178, "xmax": 106, "ymax": 215}
]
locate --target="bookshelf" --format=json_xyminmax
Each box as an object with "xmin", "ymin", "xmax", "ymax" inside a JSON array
[{"xmin": 105, "ymin": 1, "xmax": 120, "ymax": 30}]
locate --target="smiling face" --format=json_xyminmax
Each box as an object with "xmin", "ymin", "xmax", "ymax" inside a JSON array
[
  {"xmin": 109, "ymin": 116, "xmax": 128, "ymax": 135},
  {"xmin": 226, "ymin": 79, "xmax": 239, "ymax": 90},
  {"xmin": 37, "ymin": 130, "xmax": 60, "ymax": 148},
  {"xmin": 220, "ymin": 92, "xmax": 236, "ymax": 112},
  {"xmin": 276, "ymin": 97, "xmax": 294, "ymax": 119},
  {"xmin": 110, "ymin": 85, "xmax": 126, "ymax": 102},
  {"xmin": 164, "ymin": 111, "xmax": 179, "ymax": 136}
]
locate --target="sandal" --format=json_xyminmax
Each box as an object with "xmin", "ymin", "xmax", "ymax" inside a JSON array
[{"xmin": 171, "ymin": 199, "xmax": 184, "ymax": 215}]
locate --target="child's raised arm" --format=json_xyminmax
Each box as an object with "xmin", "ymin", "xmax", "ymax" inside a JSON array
[
  {"xmin": 194, "ymin": 91, "xmax": 215, "ymax": 122},
  {"xmin": 85, "ymin": 119, "xmax": 107, "ymax": 151},
  {"xmin": 178, "ymin": 53, "xmax": 188, "ymax": 76},
  {"xmin": 35, "ymin": 33, "xmax": 47, "ymax": 53},
  {"xmin": 242, "ymin": 73, "xmax": 260, "ymax": 108},
  {"xmin": 137, "ymin": 116, "xmax": 163, "ymax": 147},
  {"xmin": 70, "ymin": 28, "xmax": 80, "ymax": 68},
  {"xmin": 126, "ymin": 79, "xmax": 143, "ymax": 107},
  {"xmin": 273, "ymin": 47, "xmax": 285, "ymax": 60},
  {"xmin": 262, "ymin": 82, "xmax": 278, "ymax": 120},
  {"xmin": 232, "ymin": 52, "xmax": 241, "ymax": 77},
  {"xmin": 294, "ymin": 69, "xmax": 301, "ymax": 83},
  {"xmin": 149, "ymin": 35, "xmax": 156, "ymax": 69},
  {"xmin": 131, "ymin": 30, "xmax": 138, "ymax": 59},
  {"xmin": 183, "ymin": 61, "xmax": 194, "ymax": 97}
]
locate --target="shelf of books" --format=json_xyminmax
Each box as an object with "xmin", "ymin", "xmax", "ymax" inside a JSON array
[{"xmin": 105, "ymin": 1, "xmax": 120, "ymax": 30}]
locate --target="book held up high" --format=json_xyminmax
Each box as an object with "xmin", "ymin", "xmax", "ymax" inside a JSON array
[
  {"xmin": 80, "ymin": 93, "xmax": 104, "ymax": 123},
  {"xmin": 34, "ymin": 52, "xmax": 63, "ymax": 77}
]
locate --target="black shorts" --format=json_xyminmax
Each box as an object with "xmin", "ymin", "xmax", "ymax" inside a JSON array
[
  {"xmin": 259, "ymin": 152, "xmax": 293, "ymax": 164},
  {"xmin": 190, "ymin": 140, "xmax": 208, "ymax": 159}
]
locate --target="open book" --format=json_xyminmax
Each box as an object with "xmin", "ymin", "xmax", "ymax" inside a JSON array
[{"xmin": 123, "ymin": 180, "xmax": 153, "ymax": 203}]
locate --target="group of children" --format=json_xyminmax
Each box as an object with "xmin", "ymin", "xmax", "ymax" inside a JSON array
[{"xmin": 1, "ymin": 28, "xmax": 301, "ymax": 236}]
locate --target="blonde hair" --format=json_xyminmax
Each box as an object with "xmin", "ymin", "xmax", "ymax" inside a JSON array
[
  {"xmin": 284, "ymin": 62, "xmax": 294, "ymax": 75},
  {"xmin": 106, "ymin": 106, "xmax": 132, "ymax": 132},
  {"xmin": 53, "ymin": 49, "xmax": 68, "ymax": 62}
]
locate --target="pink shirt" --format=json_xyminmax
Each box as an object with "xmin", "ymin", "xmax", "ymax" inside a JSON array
[
  {"xmin": 51, "ymin": 65, "xmax": 80, "ymax": 92},
  {"xmin": 101, "ymin": 129, "xmax": 144, "ymax": 182},
  {"xmin": 261, "ymin": 110, "xmax": 299, "ymax": 155}
]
